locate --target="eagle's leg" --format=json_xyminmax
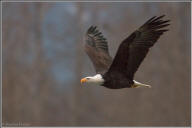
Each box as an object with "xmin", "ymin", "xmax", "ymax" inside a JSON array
[{"xmin": 131, "ymin": 80, "xmax": 151, "ymax": 88}]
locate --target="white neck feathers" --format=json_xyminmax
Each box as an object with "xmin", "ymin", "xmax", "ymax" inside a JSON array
[{"xmin": 86, "ymin": 74, "xmax": 104, "ymax": 85}]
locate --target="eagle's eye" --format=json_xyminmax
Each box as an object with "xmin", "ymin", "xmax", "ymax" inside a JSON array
[{"xmin": 86, "ymin": 78, "xmax": 90, "ymax": 80}]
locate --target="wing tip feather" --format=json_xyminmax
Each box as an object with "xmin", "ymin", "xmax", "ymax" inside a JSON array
[
  {"xmin": 141, "ymin": 15, "xmax": 170, "ymax": 31},
  {"xmin": 87, "ymin": 25, "xmax": 98, "ymax": 34}
]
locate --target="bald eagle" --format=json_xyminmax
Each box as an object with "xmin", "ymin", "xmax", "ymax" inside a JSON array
[{"xmin": 81, "ymin": 15, "xmax": 170, "ymax": 89}]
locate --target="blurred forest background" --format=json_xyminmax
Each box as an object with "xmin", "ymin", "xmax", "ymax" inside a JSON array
[{"xmin": 2, "ymin": 2, "xmax": 191, "ymax": 126}]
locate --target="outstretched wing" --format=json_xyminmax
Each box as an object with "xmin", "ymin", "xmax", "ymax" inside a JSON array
[
  {"xmin": 107, "ymin": 15, "xmax": 170, "ymax": 79},
  {"xmin": 84, "ymin": 26, "xmax": 112, "ymax": 75}
]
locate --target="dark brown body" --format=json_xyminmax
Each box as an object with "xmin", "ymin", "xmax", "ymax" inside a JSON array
[{"xmin": 102, "ymin": 71, "xmax": 134, "ymax": 89}]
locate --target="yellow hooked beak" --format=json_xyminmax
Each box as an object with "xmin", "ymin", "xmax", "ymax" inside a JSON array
[{"xmin": 81, "ymin": 78, "xmax": 87, "ymax": 84}]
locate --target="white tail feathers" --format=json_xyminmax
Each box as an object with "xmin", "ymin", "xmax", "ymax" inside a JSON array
[{"xmin": 132, "ymin": 80, "xmax": 151, "ymax": 88}]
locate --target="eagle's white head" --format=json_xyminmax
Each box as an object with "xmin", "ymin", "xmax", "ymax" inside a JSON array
[{"xmin": 81, "ymin": 74, "xmax": 104, "ymax": 85}]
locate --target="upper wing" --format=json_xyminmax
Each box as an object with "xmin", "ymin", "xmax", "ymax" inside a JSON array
[
  {"xmin": 84, "ymin": 26, "xmax": 112, "ymax": 75},
  {"xmin": 107, "ymin": 15, "xmax": 170, "ymax": 79}
]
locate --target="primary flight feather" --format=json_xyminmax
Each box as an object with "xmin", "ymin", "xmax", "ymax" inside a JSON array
[{"xmin": 81, "ymin": 15, "xmax": 170, "ymax": 89}]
